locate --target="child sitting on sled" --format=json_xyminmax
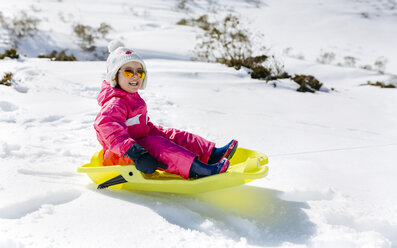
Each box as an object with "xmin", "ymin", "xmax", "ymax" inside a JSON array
[{"xmin": 94, "ymin": 40, "xmax": 238, "ymax": 179}]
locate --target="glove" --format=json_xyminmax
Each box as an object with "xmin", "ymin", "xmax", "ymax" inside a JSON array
[{"xmin": 124, "ymin": 143, "xmax": 168, "ymax": 174}]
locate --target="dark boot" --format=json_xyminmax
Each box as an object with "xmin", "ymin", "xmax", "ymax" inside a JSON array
[
  {"xmin": 208, "ymin": 139, "xmax": 238, "ymax": 164},
  {"xmin": 188, "ymin": 158, "xmax": 230, "ymax": 179}
]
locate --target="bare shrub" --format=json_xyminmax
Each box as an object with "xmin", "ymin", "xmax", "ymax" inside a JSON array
[
  {"xmin": 361, "ymin": 81, "xmax": 396, "ymax": 88},
  {"xmin": 177, "ymin": 15, "xmax": 212, "ymax": 31},
  {"xmin": 188, "ymin": 13, "xmax": 326, "ymax": 93},
  {"xmin": 38, "ymin": 50, "xmax": 77, "ymax": 61},
  {"xmin": 344, "ymin": 56, "xmax": 356, "ymax": 67},
  {"xmin": 73, "ymin": 22, "xmax": 112, "ymax": 51},
  {"xmin": 374, "ymin": 57, "xmax": 388, "ymax": 74},
  {"xmin": 97, "ymin": 23, "xmax": 112, "ymax": 38},
  {"xmin": 361, "ymin": 12, "xmax": 370, "ymax": 19},
  {"xmin": 9, "ymin": 11, "xmax": 40, "ymax": 38},
  {"xmin": 177, "ymin": 0, "xmax": 189, "ymax": 10},
  {"xmin": 0, "ymin": 10, "xmax": 41, "ymax": 48},
  {"xmin": 73, "ymin": 24, "xmax": 96, "ymax": 51},
  {"xmin": 0, "ymin": 72, "xmax": 13, "ymax": 87},
  {"xmin": 190, "ymin": 14, "xmax": 294, "ymax": 82},
  {"xmin": 194, "ymin": 14, "xmax": 252, "ymax": 66},
  {"xmin": 316, "ymin": 52, "xmax": 335, "ymax": 64},
  {"xmin": 266, "ymin": 55, "xmax": 288, "ymax": 79},
  {"xmin": 292, "ymin": 74, "xmax": 323, "ymax": 93},
  {"xmin": 361, "ymin": 65, "xmax": 372, "ymax": 70},
  {"xmin": 0, "ymin": 48, "xmax": 20, "ymax": 59},
  {"xmin": 0, "ymin": 12, "xmax": 4, "ymax": 25}
]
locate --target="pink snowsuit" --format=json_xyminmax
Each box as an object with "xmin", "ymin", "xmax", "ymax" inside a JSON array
[{"xmin": 94, "ymin": 81, "xmax": 215, "ymax": 179}]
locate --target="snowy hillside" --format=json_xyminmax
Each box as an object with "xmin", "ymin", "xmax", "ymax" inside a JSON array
[{"xmin": 1, "ymin": 0, "xmax": 397, "ymax": 247}]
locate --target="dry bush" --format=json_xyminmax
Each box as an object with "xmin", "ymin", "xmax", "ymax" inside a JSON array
[
  {"xmin": 73, "ymin": 22, "xmax": 112, "ymax": 51},
  {"xmin": 38, "ymin": 50, "xmax": 77, "ymax": 61},
  {"xmin": 195, "ymin": 14, "xmax": 252, "ymax": 66},
  {"xmin": 344, "ymin": 56, "xmax": 356, "ymax": 67},
  {"xmin": 0, "ymin": 72, "xmax": 13, "ymax": 87},
  {"xmin": 361, "ymin": 81, "xmax": 395, "ymax": 88},
  {"xmin": 0, "ymin": 10, "xmax": 41, "ymax": 47},
  {"xmin": 176, "ymin": 0, "xmax": 191, "ymax": 11},
  {"xmin": 177, "ymin": 15, "xmax": 212, "ymax": 31},
  {"xmin": 292, "ymin": 74, "xmax": 323, "ymax": 93},
  {"xmin": 374, "ymin": 57, "xmax": 387, "ymax": 74},
  {"xmin": 0, "ymin": 48, "xmax": 20, "ymax": 59},
  {"xmin": 316, "ymin": 52, "xmax": 335, "ymax": 64}
]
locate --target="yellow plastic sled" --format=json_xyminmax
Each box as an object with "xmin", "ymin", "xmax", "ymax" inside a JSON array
[{"xmin": 77, "ymin": 148, "xmax": 268, "ymax": 194}]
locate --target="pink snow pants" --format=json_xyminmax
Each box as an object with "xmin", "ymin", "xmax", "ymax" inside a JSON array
[{"xmin": 135, "ymin": 127, "xmax": 215, "ymax": 179}]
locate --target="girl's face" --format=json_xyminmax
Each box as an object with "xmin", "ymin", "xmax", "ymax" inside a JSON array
[{"xmin": 117, "ymin": 61, "xmax": 144, "ymax": 93}]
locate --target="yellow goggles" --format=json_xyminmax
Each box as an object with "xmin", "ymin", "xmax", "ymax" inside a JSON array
[{"xmin": 122, "ymin": 69, "xmax": 146, "ymax": 79}]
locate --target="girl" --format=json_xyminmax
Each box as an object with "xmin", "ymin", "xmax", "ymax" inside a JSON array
[{"xmin": 94, "ymin": 40, "xmax": 238, "ymax": 179}]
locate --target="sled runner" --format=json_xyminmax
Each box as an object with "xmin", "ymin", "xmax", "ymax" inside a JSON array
[{"xmin": 77, "ymin": 148, "xmax": 268, "ymax": 194}]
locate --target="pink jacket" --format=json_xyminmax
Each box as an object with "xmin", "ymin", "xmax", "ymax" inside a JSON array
[
  {"xmin": 94, "ymin": 81, "xmax": 157, "ymax": 165},
  {"xmin": 94, "ymin": 80, "xmax": 215, "ymax": 178}
]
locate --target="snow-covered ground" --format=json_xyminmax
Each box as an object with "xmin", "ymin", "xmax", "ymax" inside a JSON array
[{"xmin": 1, "ymin": 0, "xmax": 397, "ymax": 247}]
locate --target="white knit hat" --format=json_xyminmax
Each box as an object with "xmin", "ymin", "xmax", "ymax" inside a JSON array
[{"xmin": 106, "ymin": 40, "xmax": 147, "ymax": 89}]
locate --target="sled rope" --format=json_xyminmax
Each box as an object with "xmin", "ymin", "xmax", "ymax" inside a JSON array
[{"xmin": 268, "ymin": 143, "xmax": 397, "ymax": 157}]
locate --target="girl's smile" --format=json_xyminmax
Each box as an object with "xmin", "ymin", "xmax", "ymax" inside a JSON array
[{"xmin": 117, "ymin": 61, "xmax": 144, "ymax": 93}]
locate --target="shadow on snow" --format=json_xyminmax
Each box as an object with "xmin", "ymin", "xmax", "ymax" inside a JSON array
[{"xmin": 94, "ymin": 185, "xmax": 316, "ymax": 247}]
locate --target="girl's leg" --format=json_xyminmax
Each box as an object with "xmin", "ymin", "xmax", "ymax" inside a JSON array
[
  {"xmin": 150, "ymin": 126, "xmax": 215, "ymax": 164},
  {"xmin": 136, "ymin": 135, "xmax": 196, "ymax": 179}
]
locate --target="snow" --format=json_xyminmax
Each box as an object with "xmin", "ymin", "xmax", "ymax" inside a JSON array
[{"xmin": 1, "ymin": 0, "xmax": 397, "ymax": 247}]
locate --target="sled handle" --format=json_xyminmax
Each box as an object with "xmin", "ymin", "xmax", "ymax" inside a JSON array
[{"xmin": 256, "ymin": 155, "xmax": 268, "ymax": 167}]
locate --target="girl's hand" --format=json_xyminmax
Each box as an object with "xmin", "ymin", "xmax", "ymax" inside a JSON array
[{"xmin": 124, "ymin": 143, "xmax": 168, "ymax": 174}]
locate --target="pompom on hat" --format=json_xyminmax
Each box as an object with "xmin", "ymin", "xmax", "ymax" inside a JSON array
[{"xmin": 106, "ymin": 40, "xmax": 147, "ymax": 89}]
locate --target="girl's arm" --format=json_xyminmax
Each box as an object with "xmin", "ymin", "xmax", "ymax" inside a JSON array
[
  {"xmin": 147, "ymin": 120, "xmax": 165, "ymax": 136},
  {"xmin": 94, "ymin": 100, "xmax": 135, "ymax": 157}
]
